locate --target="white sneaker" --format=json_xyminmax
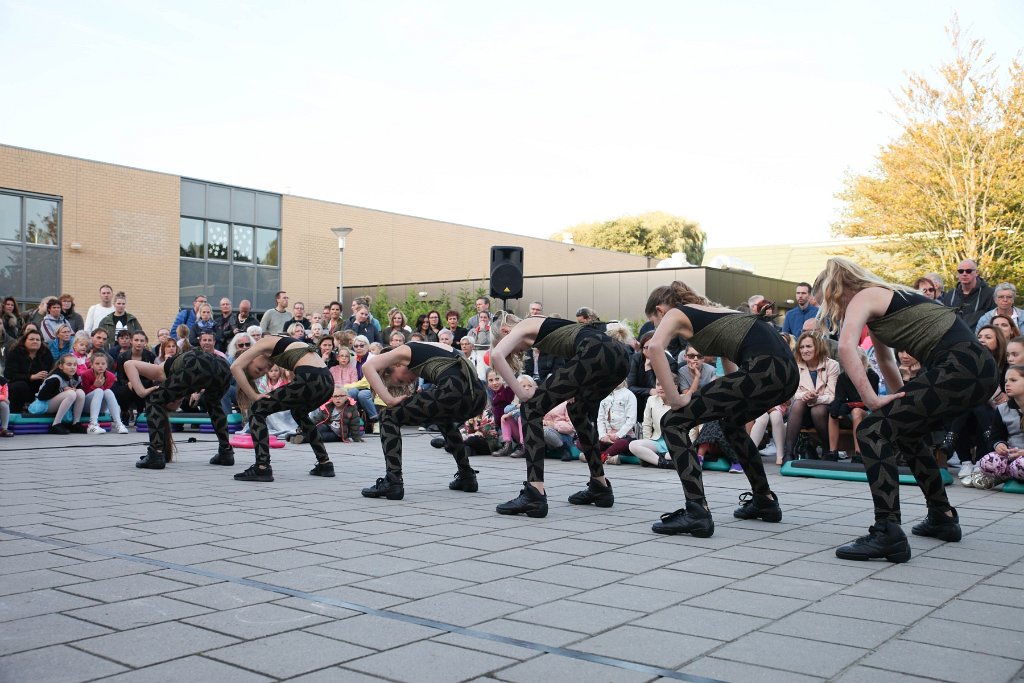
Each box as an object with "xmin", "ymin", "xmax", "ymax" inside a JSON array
[
  {"xmin": 758, "ymin": 440, "xmax": 777, "ymax": 456},
  {"xmin": 957, "ymin": 462, "xmax": 975, "ymax": 479},
  {"xmin": 115, "ymin": 423, "xmax": 129, "ymax": 434},
  {"xmin": 87, "ymin": 424, "xmax": 106, "ymax": 435}
]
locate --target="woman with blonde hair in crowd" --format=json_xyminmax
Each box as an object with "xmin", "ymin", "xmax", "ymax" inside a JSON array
[
  {"xmin": 490, "ymin": 310, "xmax": 630, "ymax": 518},
  {"xmin": 814, "ymin": 257, "xmax": 997, "ymax": 562},
  {"xmin": 781, "ymin": 332, "xmax": 840, "ymax": 462},
  {"xmin": 643, "ymin": 285, "xmax": 796, "ymax": 537}
]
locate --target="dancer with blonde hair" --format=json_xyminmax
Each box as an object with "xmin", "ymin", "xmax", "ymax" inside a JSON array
[{"xmin": 814, "ymin": 257, "xmax": 997, "ymax": 562}]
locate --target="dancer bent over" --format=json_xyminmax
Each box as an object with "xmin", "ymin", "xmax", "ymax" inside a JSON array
[
  {"xmin": 231, "ymin": 335, "xmax": 334, "ymax": 482},
  {"xmin": 360, "ymin": 341, "xmax": 487, "ymax": 500},
  {"xmin": 814, "ymin": 258, "xmax": 997, "ymax": 562},
  {"xmin": 490, "ymin": 312, "xmax": 630, "ymax": 518},
  {"xmin": 125, "ymin": 349, "xmax": 233, "ymax": 470},
  {"xmin": 645, "ymin": 283, "xmax": 798, "ymax": 537}
]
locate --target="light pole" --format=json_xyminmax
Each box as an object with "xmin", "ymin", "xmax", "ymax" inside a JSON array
[{"xmin": 330, "ymin": 227, "xmax": 353, "ymax": 304}]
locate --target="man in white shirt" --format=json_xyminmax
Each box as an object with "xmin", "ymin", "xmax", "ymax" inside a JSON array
[{"xmin": 84, "ymin": 284, "xmax": 115, "ymax": 333}]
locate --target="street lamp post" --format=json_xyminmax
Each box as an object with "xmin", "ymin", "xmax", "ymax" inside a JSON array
[{"xmin": 330, "ymin": 227, "xmax": 353, "ymax": 304}]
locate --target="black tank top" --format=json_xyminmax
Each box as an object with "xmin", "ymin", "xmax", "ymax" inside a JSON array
[
  {"xmin": 535, "ymin": 317, "xmax": 603, "ymax": 358},
  {"xmin": 407, "ymin": 342, "xmax": 465, "ymax": 382},
  {"xmin": 679, "ymin": 305, "xmax": 790, "ymax": 362},
  {"xmin": 872, "ymin": 291, "xmax": 974, "ymax": 362}
]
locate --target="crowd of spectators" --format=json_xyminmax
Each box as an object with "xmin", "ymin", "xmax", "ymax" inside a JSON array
[{"xmin": 1, "ymin": 261, "xmax": 1022, "ymax": 493}]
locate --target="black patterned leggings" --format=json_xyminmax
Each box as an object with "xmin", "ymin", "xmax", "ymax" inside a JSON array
[
  {"xmin": 520, "ymin": 335, "xmax": 630, "ymax": 483},
  {"xmin": 859, "ymin": 341, "xmax": 997, "ymax": 523},
  {"xmin": 661, "ymin": 354, "xmax": 799, "ymax": 506},
  {"xmin": 250, "ymin": 367, "xmax": 334, "ymax": 466},
  {"xmin": 147, "ymin": 351, "xmax": 231, "ymax": 455},
  {"xmin": 379, "ymin": 373, "xmax": 486, "ymax": 476}
]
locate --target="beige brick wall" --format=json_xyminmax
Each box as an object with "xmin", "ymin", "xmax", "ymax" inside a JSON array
[
  {"xmin": 1, "ymin": 144, "xmax": 651, "ymax": 328},
  {"xmin": 0, "ymin": 145, "xmax": 179, "ymax": 335}
]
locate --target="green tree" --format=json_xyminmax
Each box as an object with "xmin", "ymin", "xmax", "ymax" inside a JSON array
[
  {"xmin": 834, "ymin": 20, "xmax": 1024, "ymax": 286},
  {"xmin": 553, "ymin": 211, "xmax": 706, "ymax": 265}
]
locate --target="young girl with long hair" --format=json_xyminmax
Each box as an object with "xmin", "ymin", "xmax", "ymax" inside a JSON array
[
  {"xmin": 814, "ymin": 257, "xmax": 998, "ymax": 562},
  {"xmin": 30, "ymin": 354, "xmax": 87, "ymax": 434},
  {"xmin": 360, "ymin": 341, "xmax": 487, "ymax": 500},
  {"xmin": 490, "ymin": 311, "xmax": 630, "ymax": 518},
  {"xmin": 643, "ymin": 283, "xmax": 797, "ymax": 537},
  {"xmin": 80, "ymin": 352, "xmax": 129, "ymax": 434},
  {"xmin": 975, "ymin": 365, "xmax": 1024, "ymax": 487},
  {"xmin": 230, "ymin": 334, "xmax": 334, "ymax": 481}
]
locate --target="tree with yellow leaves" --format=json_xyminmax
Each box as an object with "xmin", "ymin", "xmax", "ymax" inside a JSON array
[{"xmin": 835, "ymin": 20, "xmax": 1024, "ymax": 287}]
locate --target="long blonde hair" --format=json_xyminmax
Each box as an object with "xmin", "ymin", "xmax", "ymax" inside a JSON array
[
  {"xmin": 490, "ymin": 310, "xmax": 524, "ymax": 374},
  {"xmin": 813, "ymin": 257, "xmax": 907, "ymax": 332},
  {"xmin": 645, "ymin": 281, "xmax": 712, "ymax": 316}
]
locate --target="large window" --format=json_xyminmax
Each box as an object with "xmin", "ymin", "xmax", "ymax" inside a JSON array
[
  {"xmin": 179, "ymin": 180, "xmax": 281, "ymax": 310},
  {"xmin": 0, "ymin": 190, "xmax": 61, "ymax": 302}
]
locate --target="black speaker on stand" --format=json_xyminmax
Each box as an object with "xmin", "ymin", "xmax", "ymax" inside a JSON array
[{"xmin": 490, "ymin": 246, "xmax": 523, "ymax": 311}]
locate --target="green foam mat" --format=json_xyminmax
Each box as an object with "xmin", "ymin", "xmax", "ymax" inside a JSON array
[
  {"xmin": 11, "ymin": 413, "xmax": 110, "ymax": 425},
  {"xmin": 137, "ymin": 412, "xmax": 244, "ymax": 425},
  {"xmin": 1003, "ymin": 480, "xmax": 1024, "ymax": 494},
  {"xmin": 781, "ymin": 460, "xmax": 953, "ymax": 485}
]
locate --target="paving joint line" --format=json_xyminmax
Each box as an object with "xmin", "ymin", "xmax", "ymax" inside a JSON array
[{"xmin": 1, "ymin": 526, "xmax": 727, "ymax": 683}]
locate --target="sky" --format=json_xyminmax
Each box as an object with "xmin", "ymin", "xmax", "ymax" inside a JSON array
[{"xmin": 1, "ymin": 0, "xmax": 1022, "ymax": 249}]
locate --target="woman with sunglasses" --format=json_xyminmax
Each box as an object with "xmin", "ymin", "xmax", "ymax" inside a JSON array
[
  {"xmin": 815, "ymin": 257, "xmax": 997, "ymax": 562},
  {"xmin": 644, "ymin": 284, "xmax": 797, "ymax": 537}
]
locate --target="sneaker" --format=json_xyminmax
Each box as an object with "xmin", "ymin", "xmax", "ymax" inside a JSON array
[
  {"xmin": 728, "ymin": 462, "xmax": 744, "ymax": 474},
  {"xmin": 234, "ymin": 464, "xmax": 274, "ymax": 482},
  {"xmin": 567, "ymin": 478, "xmax": 614, "ymax": 507},
  {"xmin": 0, "ymin": 429, "xmax": 13, "ymax": 438},
  {"xmin": 821, "ymin": 450, "xmax": 839, "ymax": 462},
  {"xmin": 361, "ymin": 472, "xmax": 404, "ymax": 500},
  {"xmin": 48, "ymin": 424, "xmax": 69, "ymax": 435},
  {"xmin": 430, "ymin": 437, "xmax": 446, "ymax": 449},
  {"xmin": 946, "ymin": 453, "xmax": 962, "ymax": 467},
  {"xmin": 496, "ymin": 482, "xmax": 548, "ymax": 517},
  {"xmin": 509, "ymin": 446, "xmax": 525, "ymax": 458},
  {"xmin": 758, "ymin": 439, "xmax": 777, "ymax": 457},
  {"xmin": 560, "ymin": 449, "xmax": 573, "ymax": 462},
  {"xmin": 310, "ymin": 461, "xmax": 335, "ymax": 477},
  {"xmin": 135, "ymin": 448, "xmax": 165, "ymax": 470},
  {"xmin": 87, "ymin": 423, "xmax": 107, "ymax": 435},
  {"xmin": 114, "ymin": 423, "xmax": 129, "ymax": 434},
  {"xmin": 69, "ymin": 423, "xmax": 88, "ymax": 434},
  {"xmin": 911, "ymin": 507, "xmax": 962, "ymax": 542},
  {"xmin": 958, "ymin": 462, "xmax": 975, "ymax": 479},
  {"xmin": 449, "ymin": 468, "xmax": 479, "ymax": 492},
  {"xmin": 835, "ymin": 521, "xmax": 911, "ymax": 563},
  {"xmin": 972, "ymin": 471, "xmax": 997, "ymax": 490},
  {"xmin": 491, "ymin": 442, "xmax": 514, "ymax": 457},
  {"xmin": 652, "ymin": 500, "xmax": 714, "ymax": 537},
  {"xmin": 851, "ymin": 452, "xmax": 863, "ymax": 464},
  {"xmin": 605, "ymin": 455, "xmax": 621, "ymax": 465},
  {"xmin": 209, "ymin": 448, "xmax": 235, "ymax": 466},
  {"xmin": 289, "ymin": 433, "xmax": 306, "ymax": 444},
  {"xmin": 733, "ymin": 491, "xmax": 782, "ymax": 523}
]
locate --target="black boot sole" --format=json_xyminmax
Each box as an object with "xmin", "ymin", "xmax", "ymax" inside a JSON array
[
  {"xmin": 651, "ymin": 522, "xmax": 714, "ymax": 538},
  {"xmin": 911, "ymin": 524, "xmax": 961, "ymax": 542},
  {"xmin": 496, "ymin": 505, "xmax": 548, "ymax": 518}
]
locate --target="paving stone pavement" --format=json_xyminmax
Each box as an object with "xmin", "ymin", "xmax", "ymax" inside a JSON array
[{"xmin": 2, "ymin": 430, "xmax": 1024, "ymax": 682}]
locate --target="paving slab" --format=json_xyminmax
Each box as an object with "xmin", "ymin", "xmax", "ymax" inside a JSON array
[{"xmin": 3, "ymin": 431, "xmax": 1024, "ymax": 682}]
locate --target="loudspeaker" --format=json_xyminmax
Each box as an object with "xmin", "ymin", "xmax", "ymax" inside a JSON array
[{"xmin": 489, "ymin": 246, "xmax": 524, "ymax": 299}]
